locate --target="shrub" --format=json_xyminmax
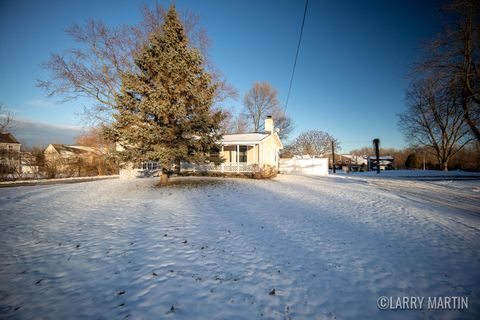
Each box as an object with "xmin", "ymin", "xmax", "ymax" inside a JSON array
[{"xmin": 252, "ymin": 164, "xmax": 277, "ymax": 179}]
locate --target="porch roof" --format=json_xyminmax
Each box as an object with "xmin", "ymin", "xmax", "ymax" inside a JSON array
[{"xmin": 221, "ymin": 133, "xmax": 269, "ymax": 146}]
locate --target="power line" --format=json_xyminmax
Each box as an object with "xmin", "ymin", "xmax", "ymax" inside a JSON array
[{"xmin": 284, "ymin": 0, "xmax": 308, "ymax": 113}]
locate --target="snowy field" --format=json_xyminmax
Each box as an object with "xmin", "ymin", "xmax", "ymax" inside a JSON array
[
  {"xmin": 0, "ymin": 174, "xmax": 479, "ymax": 319},
  {"xmin": 343, "ymin": 169, "xmax": 480, "ymax": 179}
]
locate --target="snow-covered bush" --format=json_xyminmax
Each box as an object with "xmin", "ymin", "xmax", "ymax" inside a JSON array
[{"xmin": 252, "ymin": 164, "xmax": 277, "ymax": 179}]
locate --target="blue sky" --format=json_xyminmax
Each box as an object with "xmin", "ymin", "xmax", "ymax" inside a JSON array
[{"xmin": 0, "ymin": 0, "xmax": 442, "ymax": 150}]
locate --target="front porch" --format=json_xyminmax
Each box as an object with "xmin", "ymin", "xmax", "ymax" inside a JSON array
[
  {"xmin": 181, "ymin": 143, "xmax": 262, "ymax": 173},
  {"xmin": 180, "ymin": 161, "xmax": 258, "ymax": 173}
]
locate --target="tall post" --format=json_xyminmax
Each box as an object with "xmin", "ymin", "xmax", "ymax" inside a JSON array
[
  {"xmin": 423, "ymin": 150, "xmax": 426, "ymax": 171},
  {"xmin": 331, "ymin": 140, "xmax": 336, "ymax": 174},
  {"xmin": 373, "ymin": 138, "xmax": 380, "ymax": 174},
  {"xmin": 236, "ymin": 144, "xmax": 240, "ymax": 173},
  {"xmin": 221, "ymin": 145, "xmax": 224, "ymax": 173}
]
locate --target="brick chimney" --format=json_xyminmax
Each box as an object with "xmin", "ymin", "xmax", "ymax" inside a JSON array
[{"xmin": 265, "ymin": 116, "xmax": 274, "ymax": 134}]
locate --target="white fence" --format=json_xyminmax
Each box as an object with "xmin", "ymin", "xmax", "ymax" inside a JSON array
[{"xmin": 279, "ymin": 158, "xmax": 329, "ymax": 176}]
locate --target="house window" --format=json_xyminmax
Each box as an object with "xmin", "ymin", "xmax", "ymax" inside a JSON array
[
  {"xmin": 140, "ymin": 161, "xmax": 159, "ymax": 170},
  {"xmin": 210, "ymin": 147, "xmax": 220, "ymax": 159},
  {"xmin": 239, "ymin": 146, "xmax": 247, "ymax": 163}
]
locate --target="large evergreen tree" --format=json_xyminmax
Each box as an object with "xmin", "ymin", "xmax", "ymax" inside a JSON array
[{"xmin": 103, "ymin": 5, "xmax": 223, "ymax": 184}]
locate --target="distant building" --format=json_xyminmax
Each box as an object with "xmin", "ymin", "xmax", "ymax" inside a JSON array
[
  {"xmin": 44, "ymin": 144, "xmax": 101, "ymax": 161},
  {"xmin": 44, "ymin": 144, "xmax": 104, "ymax": 176},
  {"xmin": 0, "ymin": 132, "xmax": 21, "ymax": 176},
  {"xmin": 331, "ymin": 154, "xmax": 367, "ymax": 166},
  {"xmin": 367, "ymin": 156, "xmax": 394, "ymax": 171}
]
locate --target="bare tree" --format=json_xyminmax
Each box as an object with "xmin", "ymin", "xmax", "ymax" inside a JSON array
[
  {"xmin": 21, "ymin": 147, "xmax": 46, "ymax": 179},
  {"xmin": 398, "ymin": 79, "xmax": 472, "ymax": 171},
  {"xmin": 37, "ymin": 3, "xmax": 236, "ymax": 125},
  {"xmin": 0, "ymin": 102, "xmax": 14, "ymax": 132},
  {"xmin": 243, "ymin": 82, "xmax": 294, "ymax": 139},
  {"xmin": 272, "ymin": 105, "xmax": 294, "ymax": 140},
  {"xmin": 418, "ymin": 0, "xmax": 480, "ymax": 142},
  {"xmin": 243, "ymin": 82, "xmax": 280, "ymax": 132},
  {"xmin": 219, "ymin": 107, "xmax": 249, "ymax": 134},
  {"xmin": 75, "ymin": 127, "xmax": 114, "ymax": 149},
  {"xmin": 75, "ymin": 128, "xmax": 118, "ymax": 175},
  {"xmin": 0, "ymin": 149, "xmax": 21, "ymax": 181},
  {"xmin": 291, "ymin": 130, "xmax": 340, "ymax": 158}
]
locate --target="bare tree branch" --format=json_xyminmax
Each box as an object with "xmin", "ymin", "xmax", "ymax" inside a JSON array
[
  {"xmin": 0, "ymin": 102, "xmax": 14, "ymax": 132},
  {"xmin": 398, "ymin": 78, "xmax": 472, "ymax": 170},
  {"xmin": 417, "ymin": 0, "xmax": 480, "ymax": 142},
  {"xmin": 38, "ymin": 3, "xmax": 237, "ymax": 125},
  {"xmin": 242, "ymin": 82, "xmax": 293, "ymax": 139},
  {"xmin": 291, "ymin": 130, "xmax": 340, "ymax": 158}
]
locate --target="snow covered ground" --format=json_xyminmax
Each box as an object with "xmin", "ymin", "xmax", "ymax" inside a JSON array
[
  {"xmin": 341, "ymin": 169, "xmax": 480, "ymax": 179},
  {"xmin": 0, "ymin": 174, "xmax": 479, "ymax": 319}
]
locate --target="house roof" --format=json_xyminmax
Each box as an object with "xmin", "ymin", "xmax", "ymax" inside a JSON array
[
  {"xmin": 48, "ymin": 144, "xmax": 101, "ymax": 155},
  {"xmin": 367, "ymin": 156, "xmax": 394, "ymax": 160},
  {"xmin": 0, "ymin": 132, "xmax": 20, "ymax": 144},
  {"xmin": 221, "ymin": 133, "xmax": 269, "ymax": 145}
]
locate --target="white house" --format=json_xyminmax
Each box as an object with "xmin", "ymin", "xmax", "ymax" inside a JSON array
[{"xmin": 119, "ymin": 116, "xmax": 284, "ymax": 178}]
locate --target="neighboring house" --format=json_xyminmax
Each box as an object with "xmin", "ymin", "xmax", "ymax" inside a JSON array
[
  {"xmin": 331, "ymin": 154, "xmax": 368, "ymax": 172},
  {"xmin": 367, "ymin": 156, "xmax": 394, "ymax": 171},
  {"xmin": 45, "ymin": 144, "xmax": 102, "ymax": 161},
  {"xmin": 119, "ymin": 116, "xmax": 284, "ymax": 178},
  {"xmin": 333, "ymin": 154, "xmax": 367, "ymax": 166},
  {"xmin": 0, "ymin": 132, "xmax": 21, "ymax": 176},
  {"xmin": 44, "ymin": 144, "xmax": 104, "ymax": 176}
]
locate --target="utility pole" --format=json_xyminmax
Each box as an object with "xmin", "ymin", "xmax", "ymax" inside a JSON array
[
  {"xmin": 373, "ymin": 138, "xmax": 380, "ymax": 174},
  {"xmin": 331, "ymin": 140, "xmax": 336, "ymax": 174},
  {"xmin": 423, "ymin": 150, "xmax": 426, "ymax": 171}
]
